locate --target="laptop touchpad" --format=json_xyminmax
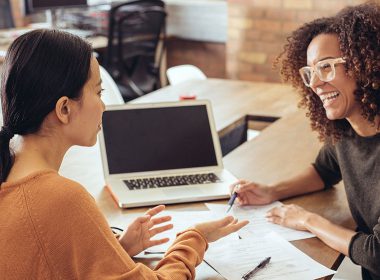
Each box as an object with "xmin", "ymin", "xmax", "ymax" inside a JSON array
[{"xmin": 163, "ymin": 187, "xmax": 202, "ymax": 198}]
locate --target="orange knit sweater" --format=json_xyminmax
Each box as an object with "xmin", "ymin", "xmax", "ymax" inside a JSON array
[{"xmin": 0, "ymin": 170, "xmax": 208, "ymax": 279}]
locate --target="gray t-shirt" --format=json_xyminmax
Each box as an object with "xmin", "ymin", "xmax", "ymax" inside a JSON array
[{"xmin": 313, "ymin": 129, "xmax": 380, "ymax": 280}]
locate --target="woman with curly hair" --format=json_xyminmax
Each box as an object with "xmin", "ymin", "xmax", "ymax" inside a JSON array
[{"xmin": 231, "ymin": 3, "xmax": 380, "ymax": 279}]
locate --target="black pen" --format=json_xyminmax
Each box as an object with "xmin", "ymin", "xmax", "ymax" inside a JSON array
[
  {"xmin": 227, "ymin": 184, "xmax": 241, "ymax": 213},
  {"xmin": 226, "ymin": 191, "xmax": 238, "ymax": 213},
  {"xmin": 242, "ymin": 257, "xmax": 271, "ymax": 280}
]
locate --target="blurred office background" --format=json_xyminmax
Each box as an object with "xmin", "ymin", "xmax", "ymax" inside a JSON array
[{"xmin": 5, "ymin": 0, "xmax": 376, "ymax": 85}]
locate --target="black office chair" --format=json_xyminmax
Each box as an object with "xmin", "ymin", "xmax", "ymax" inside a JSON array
[
  {"xmin": 105, "ymin": 0, "xmax": 166, "ymax": 101},
  {"xmin": 0, "ymin": 0, "xmax": 15, "ymax": 29}
]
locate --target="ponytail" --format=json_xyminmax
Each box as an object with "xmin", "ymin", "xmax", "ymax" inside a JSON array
[{"xmin": 0, "ymin": 126, "xmax": 14, "ymax": 184}]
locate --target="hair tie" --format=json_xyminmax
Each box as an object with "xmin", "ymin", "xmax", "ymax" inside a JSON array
[{"xmin": 0, "ymin": 126, "xmax": 14, "ymax": 140}]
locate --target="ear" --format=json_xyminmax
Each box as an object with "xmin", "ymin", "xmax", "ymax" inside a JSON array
[{"xmin": 55, "ymin": 96, "xmax": 71, "ymax": 124}]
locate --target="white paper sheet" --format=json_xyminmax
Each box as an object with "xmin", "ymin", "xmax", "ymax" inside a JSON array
[
  {"xmin": 204, "ymin": 232, "xmax": 335, "ymax": 280},
  {"xmin": 206, "ymin": 202, "xmax": 315, "ymax": 241}
]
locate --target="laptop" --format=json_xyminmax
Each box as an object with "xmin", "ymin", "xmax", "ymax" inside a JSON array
[{"xmin": 98, "ymin": 100, "xmax": 237, "ymax": 208}]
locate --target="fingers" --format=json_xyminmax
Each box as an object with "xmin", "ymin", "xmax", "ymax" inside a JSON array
[
  {"xmin": 266, "ymin": 216, "xmax": 283, "ymax": 225},
  {"xmin": 265, "ymin": 204, "xmax": 304, "ymax": 229},
  {"xmin": 216, "ymin": 219, "xmax": 249, "ymax": 240},
  {"xmin": 229, "ymin": 180, "xmax": 247, "ymax": 193},
  {"xmin": 266, "ymin": 206, "xmax": 283, "ymax": 217},
  {"xmin": 149, "ymin": 223, "xmax": 174, "ymax": 237},
  {"xmin": 199, "ymin": 216, "xmax": 234, "ymax": 231},
  {"xmin": 147, "ymin": 237, "xmax": 170, "ymax": 247},
  {"xmin": 225, "ymin": 217, "xmax": 249, "ymax": 230},
  {"xmin": 150, "ymin": 215, "xmax": 172, "ymax": 226},
  {"xmin": 216, "ymin": 216, "xmax": 235, "ymax": 227},
  {"xmin": 229, "ymin": 220, "xmax": 249, "ymax": 232},
  {"xmin": 235, "ymin": 182, "xmax": 257, "ymax": 193},
  {"xmin": 236, "ymin": 196, "xmax": 248, "ymax": 205},
  {"xmin": 266, "ymin": 204, "xmax": 299, "ymax": 217},
  {"xmin": 218, "ymin": 217, "xmax": 248, "ymax": 230},
  {"xmin": 145, "ymin": 205, "xmax": 166, "ymax": 216},
  {"xmin": 135, "ymin": 215, "xmax": 151, "ymax": 224}
]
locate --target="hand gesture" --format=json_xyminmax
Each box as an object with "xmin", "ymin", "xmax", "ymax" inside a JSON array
[
  {"xmin": 119, "ymin": 205, "xmax": 173, "ymax": 256},
  {"xmin": 194, "ymin": 216, "xmax": 249, "ymax": 243},
  {"xmin": 230, "ymin": 180, "xmax": 274, "ymax": 205},
  {"xmin": 266, "ymin": 204, "xmax": 312, "ymax": 231}
]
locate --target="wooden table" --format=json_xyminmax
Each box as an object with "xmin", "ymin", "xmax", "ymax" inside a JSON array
[
  {"xmin": 130, "ymin": 79, "xmax": 300, "ymax": 136},
  {"xmin": 58, "ymin": 79, "xmax": 355, "ymax": 279}
]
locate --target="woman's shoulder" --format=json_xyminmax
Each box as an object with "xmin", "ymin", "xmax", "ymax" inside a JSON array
[{"xmin": 18, "ymin": 169, "xmax": 97, "ymax": 214}]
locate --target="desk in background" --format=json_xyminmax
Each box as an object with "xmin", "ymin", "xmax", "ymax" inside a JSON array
[
  {"xmin": 0, "ymin": 28, "xmax": 107, "ymax": 64},
  {"xmin": 58, "ymin": 79, "xmax": 355, "ymax": 280}
]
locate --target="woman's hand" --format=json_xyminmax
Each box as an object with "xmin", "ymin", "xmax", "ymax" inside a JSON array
[
  {"xmin": 194, "ymin": 216, "xmax": 249, "ymax": 243},
  {"xmin": 119, "ymin": 205, "xmax": 173, "ymax": 256},
  {"xmin": 230, "ymin": 180, "xmax": 274, "ymax": 205},
  {"xmin": 266, "ymin": 204, "xmax": 313, "ymax": 231}
]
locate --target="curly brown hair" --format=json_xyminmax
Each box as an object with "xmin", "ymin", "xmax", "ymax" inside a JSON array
[{"xmin": 276, "ymin": 2, "xmax": 380, "ymax": 142}]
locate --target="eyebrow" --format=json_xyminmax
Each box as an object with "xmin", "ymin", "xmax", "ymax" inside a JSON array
[
  {"xmin": 308, "ymin": 56, "xmax": 336, "ymax": 65},
  {"xmin": 317, "ymin": 56, "xmax": 336, "ymax": 62}
]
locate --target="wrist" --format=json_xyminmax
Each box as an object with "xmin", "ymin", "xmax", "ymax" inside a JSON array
[
  {"xmin": 267, "ymin": 184, "xmax": 281, "ymax": 201},
  {"xmin": 188, "ymin": 227, "xmax": 209, "ymax": 244},
  {"xmin": 303, "ymin": 212, "xmax": 320, "ymax": 231}
]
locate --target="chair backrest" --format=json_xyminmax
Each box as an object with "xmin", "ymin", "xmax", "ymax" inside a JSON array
[
  {"xmin": 166, "ymin": 65, "xmax": 207, "ymax": 86},
  {"xmin": 99, "ymin": 66, "xmax": 124, "ymax": 105},
  {"xmin": 106, "ymin": 0, "xmax": 166, "ymax": 101},
  {"xmin": 0, "ymin": 0, "xmax": 15, "ymax": 29}
]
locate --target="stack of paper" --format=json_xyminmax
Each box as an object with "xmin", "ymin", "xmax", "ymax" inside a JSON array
[
  {"xmin": 204, "ymin": 232, "xmax": 335, "ymax": 280},
  {"xmin": 118, "ymin": 205, "xmax": 335, "ymax": 280}
]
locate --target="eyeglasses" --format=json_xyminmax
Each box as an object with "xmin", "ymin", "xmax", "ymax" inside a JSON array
[{"xmin": 299, "ymin": 57, "xmax": 346, "ymax": 87}]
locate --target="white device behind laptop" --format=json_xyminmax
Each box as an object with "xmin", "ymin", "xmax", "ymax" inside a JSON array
[{"xmin": 99, "ymin": 100, "xmax": 237, "ymax": 208}]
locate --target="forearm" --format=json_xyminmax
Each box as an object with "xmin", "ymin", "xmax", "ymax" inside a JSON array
[
  {"xmin": 269, "ymin": 165, "xmax": 325, "ymax": 201},
  {"xmin": 304, "ymin": 213, "xmax": 356, "ymax": 255},
  {"xmin": 155, "ymin": 229, "xmax": 208, "ymax": 279}
]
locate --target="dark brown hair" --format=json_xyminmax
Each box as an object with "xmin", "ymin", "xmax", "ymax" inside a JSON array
[
  {"xmin": 276, "ymin": 3, "xmax": 380, "ymax": 142},
  {"xmin": 0, "ymin": 29, "xmax": 92, "ymax": 183}
]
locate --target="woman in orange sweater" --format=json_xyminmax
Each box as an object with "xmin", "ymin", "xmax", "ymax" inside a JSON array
[{"xmin": 0, "ymin": 29, "xmax": 248, "ymax": 279}]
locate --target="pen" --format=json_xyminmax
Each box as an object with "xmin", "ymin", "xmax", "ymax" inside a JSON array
[
  {"xmin": 226, "ymin": 184, "xmax": 239, "ymax": 213},
  {"xmin": 242, "ymin": 257, "xmax": 271, "ymax": 280},
  {"xmin": 226, "ymin": 192, "xmax": 237, "ymax": 213}
]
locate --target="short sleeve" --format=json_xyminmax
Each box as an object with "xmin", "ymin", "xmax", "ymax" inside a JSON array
[{"xmin": 312, "ymin": 143, "xmax": 342, "ymax": 189}]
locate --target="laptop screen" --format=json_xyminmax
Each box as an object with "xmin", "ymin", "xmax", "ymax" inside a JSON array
[{"xmin": 102, "ymin": 104, "xmax": 218, "ymax": 174}]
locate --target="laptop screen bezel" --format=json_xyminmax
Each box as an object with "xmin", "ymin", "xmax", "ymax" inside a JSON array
[{"xmin": 98, "ymin": 100, "xmax": 224, "ymax": 179}]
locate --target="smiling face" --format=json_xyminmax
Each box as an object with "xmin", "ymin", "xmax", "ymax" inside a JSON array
[{"xmin": 307, "ymin": 34, "xmax": 359, "ymax": 121}]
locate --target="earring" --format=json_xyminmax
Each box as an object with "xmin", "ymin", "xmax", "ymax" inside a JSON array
[
  {"xmin": 370, "ymin": 103, "xmax": 377, "ymax": 110},
  {"xmin": 362, "ymin": 93, "xmax": 369, "ymax": 104}
]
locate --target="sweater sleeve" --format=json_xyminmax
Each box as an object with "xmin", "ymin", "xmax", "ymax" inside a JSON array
[
  {"xmin": 312, "ymin": 143, "xmax": 342, "ymax": 189},
  {"xmin": 154, "ymin": 228, "xmax": 208, "ymax": 278},
  {"xmin": 27, "ymin": 178, "xmax": 207, "ymax": 280},
  {"xmin": 349, "ymin": 216, "xmax": 380, "ymax": 277}
]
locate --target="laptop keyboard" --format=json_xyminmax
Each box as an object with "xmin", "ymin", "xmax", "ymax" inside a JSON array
[{"xmin": 124, "ymin": 173, "xmax": 221, "ymax": 190}]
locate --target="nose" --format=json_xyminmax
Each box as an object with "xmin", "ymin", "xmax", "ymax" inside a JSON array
[{"xmin": 309, "ymin": 72, "xmax": 325, "ymax": 91}]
